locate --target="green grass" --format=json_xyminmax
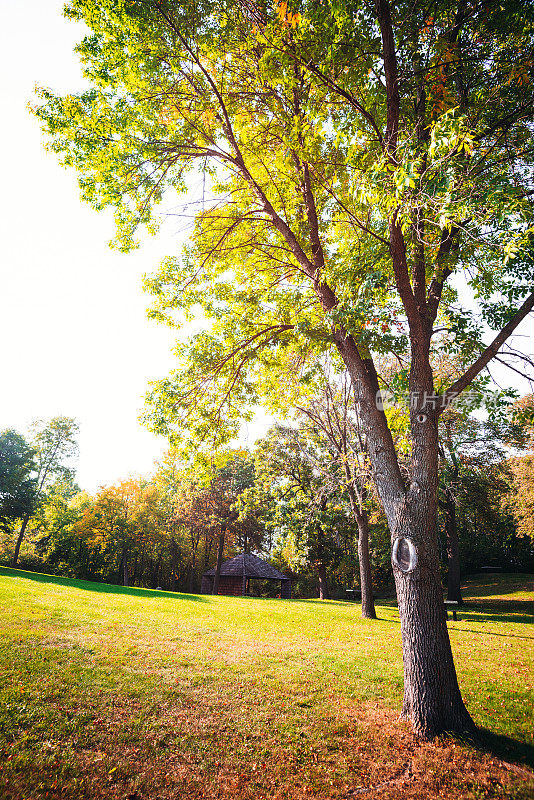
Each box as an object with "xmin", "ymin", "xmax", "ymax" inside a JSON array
[{"xmin": 0, "ymin": 567, "xmax": 532, "ymax": 799}]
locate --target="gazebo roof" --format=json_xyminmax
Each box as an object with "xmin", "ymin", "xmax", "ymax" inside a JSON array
[{"xmin": 204, "ymin": 553, "xmax": 288, "ymax": 580}]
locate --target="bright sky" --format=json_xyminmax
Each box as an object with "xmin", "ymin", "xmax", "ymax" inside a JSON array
[
  {"xmin": 0, "ymin": 0, "xmax": 185, "ymax": 491},
  {"xmin": 1, "ymin": 1, "xmax": 532, "ymax": 493}
]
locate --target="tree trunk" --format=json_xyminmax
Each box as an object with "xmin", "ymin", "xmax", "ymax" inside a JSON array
[
  {"xmin": 212, "ymin": 528, "xmax": 225, "ymax": 595},
  {"xmin": 346, "ymin": 481, "xmax": 376, "ymax": 619},
  {"xmin": 204, "ymin": 534, "xmax": 212, "ymax": 569},
  {"xmin": 11, "ymin": 514, "xmax": 30, "ymax": 567},
  {"xmin": 171, "ymin": 538, "xmax": 179, "ymax": 592},
  {"xmin": 355, "ymin": 508, "xmax": 377, "ymax": 619},
  {"xmin": 122, "ymin": 547, "xmax": 129, "ymax": 587},
  {"xmin": 138, "ymin": 548, "xmax": 146, "ymax": 587},
  {"xmin": 386, "ymin": 441, "xmax": 474, "ymax": 739},
  {"xmin": 317, "ymin": 562, "xmax": 330, "ymax": 600},
  {"xmin": 335, "ymin": 333, "xmax": 475, "ymax": 739},
  {"xmin": 444, "ymin": 491, "xmax": 463, "ymax": 604},
  {"xmin": 131, "ymin": 555, "xmax": 138, "ymax": 586}
]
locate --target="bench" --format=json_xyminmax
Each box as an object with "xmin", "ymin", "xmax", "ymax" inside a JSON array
[{"xmin": 444, "ymin": 600, "xmax": 459, "ymax": 621}]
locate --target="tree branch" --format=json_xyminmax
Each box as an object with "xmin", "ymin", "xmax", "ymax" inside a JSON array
[
  {"xmin": 427, "ymin": 227, "xmax": 459, "ymax": 325},
  {"xmin": 444, "ymin": 291, "xmax": 534, "ymax": 404},
  {"xmin": 375, "ymin": 0, "xmax": 400, "ymax": 154}
]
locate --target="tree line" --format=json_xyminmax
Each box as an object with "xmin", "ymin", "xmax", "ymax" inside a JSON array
[{"xmin": 2, "ymin": 388, "xmax": 533, "ymax": 599}]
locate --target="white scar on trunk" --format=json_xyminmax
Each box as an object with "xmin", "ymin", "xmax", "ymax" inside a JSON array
[{"xmin": 392, "ymin": 537, "xmax": 418, "ymax": 573}]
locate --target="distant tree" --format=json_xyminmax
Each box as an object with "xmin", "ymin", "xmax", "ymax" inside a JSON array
[
  {"xmin": 506, "ymin": 394, "xmax": 534, "ymax": 449},
  {"xmin": 0, "ymin": 430, "xmax": 36, "ymax": 536},
  {"xmin": 181, "ymin": 452, "xmax": 260, "ymax": 591},
  {"xmin": 11, "ymin": 417, "xmax": 78, "ymax": 567},
  {"xmin": 149, "ymin": 448, "xmax": 262, "ymax": 592},
  {"xmin": 205, "ymin": 453, "xmax": 259, "ymax": 592},
  {"xmin": 292, "ymin": 371, "xmax": 377, "ymax": 617},
  {"xmin": 508, "ymin": 397, "xmax": 534, "ymax": 544},
  {"xmin": 452, "ymin": 463, "xmax": 525, "ymax": 571},
  {"xmin": 78, "ymin": 479, "xmax": 165, "ymax": 587},
  {"xmin": 251, "ymin": 424, "xmax": 350, "ymax": 599},
  {"xmin": 32, "ymin": 476, "xmax": 81, "ymax": 544},
  {"xmin": 37, "ymin": 485, "xmax": 93, "ymax": 576},
  {"xmin": 438, "ymin": 404, "xmax": 510, "ymax": 602}
]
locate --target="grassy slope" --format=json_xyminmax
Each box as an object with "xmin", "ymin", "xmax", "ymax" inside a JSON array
[{"xmin": 0, "ymin": 567, "xmax": 532, "ymax": 799}]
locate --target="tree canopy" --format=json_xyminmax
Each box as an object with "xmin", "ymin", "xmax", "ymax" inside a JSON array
[
  {"xmin": 34, "ymin": 0, "xmax": 534, "ymax": 446},
  {"xmin": 0, "ymin": 430, "xmax": 36, "ymax": 532}
]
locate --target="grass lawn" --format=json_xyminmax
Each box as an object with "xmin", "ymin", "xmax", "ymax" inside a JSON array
[{"xmin": 0, "ymin": 568, "xmax": 532, "ymax": 799}]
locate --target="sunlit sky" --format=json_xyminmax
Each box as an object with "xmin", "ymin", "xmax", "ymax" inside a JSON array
[
  {"xmin": 1, "ymin": 1, "xmax": 532, "ymax": 493},
  {"xmin": 1, "ymin": 0, "xmax": 188, "ymax": 491}
]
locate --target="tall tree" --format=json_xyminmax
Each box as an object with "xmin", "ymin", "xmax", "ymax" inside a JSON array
[
  {"xmin": 292, "ymin": 370, "xmax": 378, "ymax": 617},
  {"xmin": 11, "ymin": 417, "xmax": 78, "ymax": 567},
  {"xmin": 35, "ymin": 0, "xmax": 534, "ymax": 738},
  {"xmin": 0, "ymin": 430, "xmax": 36, "ymax": 535},
  {"xmin": 438, "ymin": 407, "xmax": 507, "ymax": 602}
]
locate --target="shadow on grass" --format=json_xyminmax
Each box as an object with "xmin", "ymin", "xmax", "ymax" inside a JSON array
[
  {"xmin": 452, "ymin": 610, "xmax": 534, "ymax": 626},
  {"xmin": 450, "ymin": 627, "xmax": 534, "ymax": 641},
  {"xmin": 376, "ymin": 594, "xmax": 533, "ymax": 627},
  {"xmin": 454, "ymin": 596, "xmax": 534, "ymax": 626},
  {"xmin": 290, "ymin": 598, "xmax": 362, "ymax": 608},
  {"xmin": 0, "ymin": 566, "xmax": 209, "ymax": 603},
  {"xmin": 469, "ymin": 728, "xmax": 534, "ymax": 772},
  {"xmin": 376, "ymin": 610, "xmax": 534, "ymax": 639}
]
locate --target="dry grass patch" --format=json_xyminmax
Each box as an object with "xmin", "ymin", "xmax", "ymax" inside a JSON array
[{"xmin": 3, "ymin": 692, "xmax": 532, "ymax": 800}]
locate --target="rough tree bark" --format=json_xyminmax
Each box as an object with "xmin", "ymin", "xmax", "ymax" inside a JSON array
[{"xmin": 389, "ymin": 465, "xmax": 472, "ymax": 736}]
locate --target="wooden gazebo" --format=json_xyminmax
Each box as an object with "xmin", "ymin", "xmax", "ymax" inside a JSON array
[{"xmin": 201, "ymin": 553, "xmax": 291, "ymax": 598}]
